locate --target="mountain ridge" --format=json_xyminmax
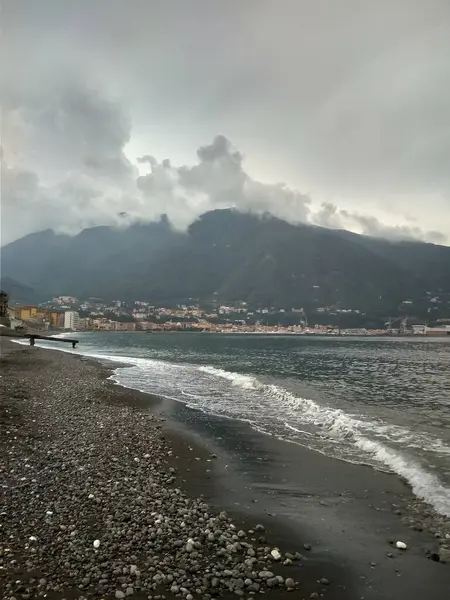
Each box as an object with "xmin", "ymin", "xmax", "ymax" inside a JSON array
[{"xmin": 1, "ymin": 210, "xmax": 449, "ymax": 318}]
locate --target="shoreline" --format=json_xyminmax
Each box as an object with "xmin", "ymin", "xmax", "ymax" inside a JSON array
[{"xmin": 1, "ymin": 339, "xmax": 449, "ymax": 599}]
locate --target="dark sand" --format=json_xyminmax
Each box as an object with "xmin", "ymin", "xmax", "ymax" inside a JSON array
[{"xmin": 1, "ymin": 338, "xmax": 449, "ymax": 600}]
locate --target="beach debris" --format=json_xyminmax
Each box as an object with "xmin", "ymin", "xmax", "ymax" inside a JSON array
[
  {"xmin": 271, "ymin": 548, "xmax": 282, "ymax": 560},
  {"xmin": 93, "ymin": 539, "xmax": 100, "ymax": 549},
  {"xmin": 396, "ymin": 541, "xmax": 407, "ymax": 550}
]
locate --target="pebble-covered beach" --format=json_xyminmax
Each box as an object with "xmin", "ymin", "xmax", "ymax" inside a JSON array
[{"xmin": 0, "ymin": 341, "xmax": 320, "ymax": 600}]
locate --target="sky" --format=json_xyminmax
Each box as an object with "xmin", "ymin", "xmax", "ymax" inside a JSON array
[{"xmin": 1, "ymin": 0, "xmax": 450, "ymax": 245}]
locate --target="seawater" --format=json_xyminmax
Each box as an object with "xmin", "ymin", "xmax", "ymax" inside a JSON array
[{"xmin": 21, "ymin": 332, "xmax": 450, "ymax": 517}]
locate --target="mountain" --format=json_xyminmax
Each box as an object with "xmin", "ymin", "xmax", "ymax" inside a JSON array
[
  {"xmin": 0, "ymin": 277, "xmax": 40, "ymax": 304},
  {"xmin": 1, "ymin": 218, "xmax": 179, "ymax": 300},
  {"xmin": 1, "ymin": 210, "xmax": 449, "ymax": 317}
]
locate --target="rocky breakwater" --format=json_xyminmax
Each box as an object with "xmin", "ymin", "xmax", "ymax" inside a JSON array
[{"xmin": 0, "ymin": 344, "xmax": 314, "ymax": 599}]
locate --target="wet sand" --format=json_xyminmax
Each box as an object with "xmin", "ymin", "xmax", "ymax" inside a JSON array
[{"xmin": 1, "ymin": 338, "xmax": 449, "ymax": 599}]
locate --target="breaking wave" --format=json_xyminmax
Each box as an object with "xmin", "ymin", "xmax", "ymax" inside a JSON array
[{"xmin": 197, "ymin": 364, "xmax": 450, "ymax": 516}]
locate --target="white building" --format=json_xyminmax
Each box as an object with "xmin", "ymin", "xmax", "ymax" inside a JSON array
[{"xmin": 64, "ymin": 311, "xmax": 80, "ymax": 331}]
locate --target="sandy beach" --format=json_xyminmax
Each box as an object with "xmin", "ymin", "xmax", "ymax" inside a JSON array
[{"xmin": 1, "ymin": 338, "xmax": 449, "ymax": 600}]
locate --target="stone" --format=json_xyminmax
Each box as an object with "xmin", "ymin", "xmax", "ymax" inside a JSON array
[
  {"xmin": 303, "ymin": 543, "xmax": 312, "ymax": 551},
  {"xmin": 439, "ymin": 548, "xmax": 450, "ymax": 563},
  {"xmin": 270, "ymin": 548, "xmax": 281, "ymax": 560},
  {"xmin": 115, "ymin": 592, "xmax": 125, "ymax": 599},
  {"xmin": 285, "ymin": 578, "xmax": 295, "ymax": 589},
  {"xmin": 319, "ymin": 578, "xmax": 330, "ymax": 585}
]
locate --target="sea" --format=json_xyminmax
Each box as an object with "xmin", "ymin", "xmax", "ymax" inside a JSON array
[{"xmin": 22, "ymin": 332, "xmax": 450, "ymax": 517}]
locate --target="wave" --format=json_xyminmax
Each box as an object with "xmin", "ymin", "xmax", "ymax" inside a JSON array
[
  {"xmin": 355, "ymin": 436, "xmax": 450, "ymax": 516},
  {"xmin": 198, "ymin": 365, "xmax": 261, "ymax": 389},
  {"xmin": 199, "ymin": 364, "xmax": 450, "ymax": 517},
  {"xmin": 12, "ymin": 338, "xmax": 450, "ymax": 517}
]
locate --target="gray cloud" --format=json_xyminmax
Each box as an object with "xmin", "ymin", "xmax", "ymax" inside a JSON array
[
  {"xmin": 1, "ymin": 0, "xmax": 449, "ymax": 245},
  {"xmin": 312, "ymin": 203, "xmax": 447, "ymax": 244}
]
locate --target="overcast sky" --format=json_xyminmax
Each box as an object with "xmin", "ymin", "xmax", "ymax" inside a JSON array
[{"xmin": 1, "ymin": 0, "xmax": 450, "ymax": 245}]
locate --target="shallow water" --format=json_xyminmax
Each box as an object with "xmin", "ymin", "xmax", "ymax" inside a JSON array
[{"xmin": 26, "ymin": 332, "xmax": 450, "ymax": 516}]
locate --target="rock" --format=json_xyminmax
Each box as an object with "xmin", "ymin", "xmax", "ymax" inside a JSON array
[
  {"xmin": 396, "ymin": 541, "xmax": 407, "ymax": 550},
  {"xmin": 439, "ymin": 548, "xmax": 450, "ymax": 563},
  {"xmin": 303, "ymin": 543, "xmax": 312, "ymax": 551},
  {"xmin": 258, "ymin": 571, "xmax": 274, "ymax": 580},
  {"xmin": 285, "ymin": 578, "xmax": 295, "ymax": 589},
  {"xmin": 93, "ymin": 539, "xmax": 100, "ymax": 549},
  {"xmin": 319, "ymin": 578, "xmax": 330, "ymax": 585},
  {"xmin": 254, "ymin": 524, "xmax": 265, "ymax": 531},
  {"xmin": 310, "ymin": 594, "xmax": 319, "ymax": 599},
  {"xmin": 126, "ymin": 588, "xmax": 134, "ymax": 596},
  {"xmin": 270, "ymin": 548, "xmax": 282, "ymax": 560},
  {"xmin": 115, "ymin": 592, "xmax": 125, "ymax": 599}
]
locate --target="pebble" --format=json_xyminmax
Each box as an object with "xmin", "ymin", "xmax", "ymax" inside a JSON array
[
  {"xmin": 285, "ymin": 578, "xmax": 295, "ymax": 589},
  {"xmin": 439, "ymin": 548, "xmax": 450, "ymax": 563},
  {"xmin": 320, "ymin": 578, "xmax": 330, "ymax": 585},
  {"xmin": 303, "ymin": 543, "xmax": 312, "ymax": 551},
  {"xmin": 115, "ymin": 592, "xmax": 125, "ymax": 599},
  {"xmin": 396, "ymin": 541, "xmax": 407, "ymax": 550},
  {"xmin": 270, "ymin": 548, "xmax": 282, "ymax": 560}
]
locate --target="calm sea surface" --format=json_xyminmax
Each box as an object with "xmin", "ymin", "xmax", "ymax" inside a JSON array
[{"xmin": 31, "ymin": 332, "xmax": 450, "ymax": 516}]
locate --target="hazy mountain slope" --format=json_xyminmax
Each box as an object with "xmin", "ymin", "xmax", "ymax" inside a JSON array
[{"xmin": 1, "ymin": 210, "xmax": 449, "ymax": 315}]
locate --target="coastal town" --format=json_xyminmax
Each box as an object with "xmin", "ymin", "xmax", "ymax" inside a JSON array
[{"xmin": 6, "ymin": 294, "xmax": 450, "ymax": 337}]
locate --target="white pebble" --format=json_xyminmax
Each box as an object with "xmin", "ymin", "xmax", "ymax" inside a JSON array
[
  {"xmin": 88, "ymin": 493, "xmax": 95, "ymax": 499},
  {"xmin": 45, "ymin": 511, "xmax": 53, "ymax": 516},
  {"xmin": 271, "ymin": 548, "xmax": 282, "ymax": 560},
  {"xmin": 28, "ymin": 536, "xmax": 37, "ymax": 542},
  {"xmin": 396, "ymin": 541, "xmax": 407, "ymax": 550},
  {"xmin": 93, "ymin": 539, "xmax": 101, "ymax": 549}
]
